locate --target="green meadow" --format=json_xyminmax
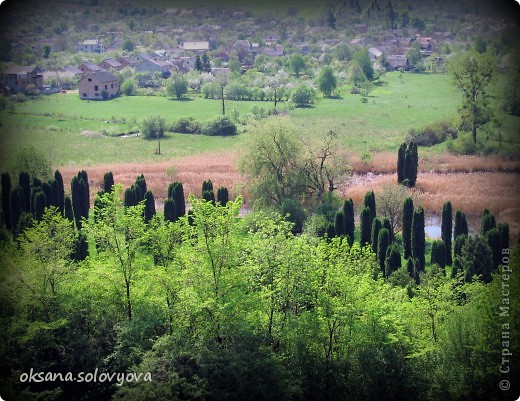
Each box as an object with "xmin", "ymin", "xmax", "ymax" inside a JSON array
[{"xmin": 1, "ymin": 71, "xmax": 517, "ymax": 168}]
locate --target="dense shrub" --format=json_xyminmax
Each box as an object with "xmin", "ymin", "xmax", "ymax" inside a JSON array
[
  {"xmin": 202, "ymin": 116, "xmax": 237, "ymax": 136},
  {"xmin": 406, "ymin": 120, "xmax": 458, "ymax": 147},
  {"xmin": 172, "ymin": 117, "xmax": 201, "ymax": 134}
]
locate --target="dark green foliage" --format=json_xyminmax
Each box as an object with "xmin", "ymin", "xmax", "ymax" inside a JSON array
[
  {"xmin": 360, "ymin": 207, "xmax": 372, "ymax": 247},
  {"xmin": 441, "ymin": 201, "xmax": 453, "ymax": 265},
  {"xmin": 406, "ymin": 257, "xmax": 420, "ymax": 284},
  {"xmin": 169, "ymin": 182, "xmax": 185, "ymax": 217},
  {"xmin": 334, "ymin": 210, "xmax": 346, "ymax": 237},
  {"xmin": 54, "ymin": 170, "xmax": 65, "ymax": 212},
  {"xmin": 124, "ymin": 186, "xmax": 136, "ymax": 208},
  {"xmin": 202, "ymin": 190, "xmax": 215, "ymax": 205},
  {"xmin": 71, "ymin": 174, "xmax": 89, "ymax": 230},
  {"xmin": 402, "ymin": 142, "xmax": 418, "ymax": 187},
  {"xmin": 412, "ymin": 207, "xmax": 425, "ymax": 271},
  {"xmin": 497, "ymin": 223, "xmax": 509, "ymax": 251},
  {"xmin": 49, "ymin": 179, "xmax": 60, "ymax": 208},
  {"xmin": 480, "ymin": 209, "xmax": 496, "ymax": 235},
  {"xmin": 103, "ymin": 171, "xmax": 114, "ymax": 194},
  {"xmin": 371, "ymin": 218, "xmax": 382, "ymax": 254},
  {"xmin": 431, "ymin": 240, "xmax": 446, "ymax": 269},
  {"xmin": 195, "ymin": 55, "xmax": 203, "ymax": 71},
  {"xmin": 382, "ymin": 217, "xmax": 392, "ymax": 241},
  {"xmin": 377, "ymin": 228, "xmax": 390, "ymax": 275},
  {"xmin": 144, "ymin": 190, "xmax": 156, "ymax": 223},
  {"xmin": 454, "ymin": 210, "xmax": 468, "ymax": 239},
  {"xmin": 1, "ymin": 172, "xmax": 12, "ymax": 230},
  {"xmin": 9, "ymin": 186, "xmax": 23, "ymax": 236},
  {"xmin": 342, "ymin": 198, "xmax": 355, "ymax": 246},
  {"xmin": 18, "ymin": 171, "xmax": 31, "ymax": 212},
  {"xmin": 93, "ymin": 193, "xmax": 103, "ymax": 223},
  {"xmin": 451, "ymin": 234, "xmax": 467, "ymax": 278},
  {"xmin": 42, "ymin": 182, "xmax": 52, "ymax": 208},
  {"xmin": 325, "ymin": 223, "xmax": 336, "ymax": 239},
  {"xmin": 78, "ymin": 170, "xmax": 90, "ymax": 210},
  {"xmin": 327, "ymin": 8, "xmax": 336, "ymax": 29},
  {"xmin": 202, "ymin": 179, "xmax": 214, "ymax": 193},
  {"xmin": 64, "ymin": 195, "xmax": 74, "ymax": 222},
  {"xmin": 217, "ymin": 187, "xmax": 229, "ymax": 206},
  {"xmin": 135, "ymin": 175, "xmax": 147, "ymax": 203},
  {"xmin": 363, "ymin": 190, "xmax": 376, "ymax": 224},
  {"xmin": 485, "ymin": 228, "xmax": 501, "ymax": 269},
  {"xmin": 385, "ymin": 244, "xmax": 401, "ymax": 278},
  {"xmin": 397, "ymin": 143, "xmax": 406, "ymax": 184},
  {"xmin": 203, "ymin": 116, "xmax": 237, "ymax": 136},
  {"xmin": 402, "ymin": 197, "xmax": 414, "ymax": 259},
  {"xmin": 16, "ymin": 212, "xmax": 33, "ymax": 236},
  {"xmin": 33, "ymin": 190, "xmax": 46, "ymax": 221},
  {"xmin": 172, "ymin": 117, "xmax": 202, "ymax": 134},
  {"xmin": 74, "ymin": 232, "xmax": 89, "ymax": 261},
  {"xmin": 461, "ymin": 235, "xmax": 494, "ymax": 283},
  {"xmin": 163, "ymin": 198, "xmax": 177, "ymax": 222},
  {"xmin": 279, "ymin": 198, "xmax": 306, "ymax": 235}
]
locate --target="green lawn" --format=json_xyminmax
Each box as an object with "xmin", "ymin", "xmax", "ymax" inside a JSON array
[{"xmin": 1, "ymin": 71, "xmax": 517, "ymax": 169}]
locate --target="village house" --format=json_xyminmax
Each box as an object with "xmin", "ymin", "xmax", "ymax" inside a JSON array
[
  {"xmin": 99, "ymin": 58, "xmax": 123, "ymax": 71},
  {"xmin": 1, "ymin": 66, "xmax": 43, "ymax": 93},
  {"xmin": 78, "ymin": 70, "xmax": 119, "ymax": 100},
  {"xmin": 135, "ymin": 59, "xmax": 172, "ymax": 77},
  {"xmin": 369, "ymin": 47, "xmax": 383, "ymax": 62},
  {"xmin": 386, "ymin": 55, "xmax": 410, "ymax": 70},
  {"xmin": 182, "ymin": 41, "xmax": 210, "ymax": 52},
  {"xmin": 264, "ymin": 44, "xmax": 284, "ymax": 57},
  {"xmin": 117, "ymin": 56, "xmax": 139, "ymax": 68},
  {"xmin": 76, "ymin": 39, "xmax": 105, "ymax": 54},
  {"xmin": 79, "ymin": 62, "xmax": 103, "ymax": 75}
]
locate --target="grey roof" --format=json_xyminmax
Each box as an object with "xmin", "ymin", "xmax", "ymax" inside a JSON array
[{"xmin": 80, "ymin": 70, "xmax": 119, "ymax": 83}]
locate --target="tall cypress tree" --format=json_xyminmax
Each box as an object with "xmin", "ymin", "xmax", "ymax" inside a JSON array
[
  {"xmin": 135, "ymin": 174, "xmax": 147, "ymax": 203},
  {"xmin": 164, "ymin": 198, "xmax": 177, "ymax": 222},
  {"xmin": 412, "ymin": 206, "xmax": 425, "ymax": 271},
  {"xmin": 371, "ymin": 218, "xmax": 382, "ymax": 254},
  {"xmin": 343, "ymin": 198, "xmax": 355, "ymax": 246},
  {"xmin": 173, "ymin": 182, "xmax": 185, "ymax": 217},
  {"xmin": 377, "ymin": 228, "xmax": 390, "ymax": 275},
  {"xmin": 18, "ymin": 172, "xmax": 31, "ymax": 213},
  {"xmin": 74, "ymin": 232, "xmax": 88, "ymax": 261},
  {"xmin": 54, "ymin": 170, "xmax": 65, "ymax": 213},
  {"xmin": 33, "ymin": 191, "xmax": 47, "ymax": 221},
  {"xmin": 481, "ymin": 209, "xmax": 496, "ymax": 235},
  {"xmin": 364, "ymin": 190, "xmax": 376, "ymax": 224},
  {"xmin": 42, "ymin": 182, "xmax": 53, "ymax": 209},
  {"xmin": 103, "ymin": 171, "xmax": 114, "ymax": 194},
  {"xmin": 78, "ymin": 170, "xmax": 90, "ymax": 212},
  {"xmin": 431, "ymin": 239, "xmax": 446, "ymax": 269},
  {"xmin": 385, "ymin": 244, "xmax": 401, "ymax": 278},
  {"xmin": 202, "ymin": 179, "xmax": 214, "ymax": 193},
  {"xmin": 407, "ymin": 257, "xmax": 420, "ymax": 284},
  {"xmin": 441, "ymin": 201, "xmax": 453, "ymax": 266},
  {"xmin": 124, "ymin": 187, "xmax": 136, "ymax": 208},
  {"xmin": 497, "ymin": 223, "xmax": 509, "ymax": 251},
  {"xmin": 202, "ymin": 190, "xmax": 215, "ymax": 205},
  {"xmin": 1, "ymin": 172, "xmax": 12, "ymax": 230},
  {"xmin": 49, "ymin": 179, "xmax": 60, "ymax": 208},
  {"xmin": 360, "ymin": 207, "xmax": 372, "ymax": 247},
  {"xmin": 402, "ymin": 197, "xmax": 414, "ymax": 259},
  {"xmin": 454, "ymin": 210, "xmax": 468, "ymax": 239},
  {"xmin": 382, "ymin": 217, "xmax": 392, "ymax": 241},
  {"xmin": 335, "ymin": 210, "xmax": 346, "ymax": 237},
  {"xmin": 9, "ymin": 187, "xmax": 24, "ymax": 236},
  {"xmin": 486, "ymin": 228, "xmax": 501, "ymax": 269},
  {"xmin": 397, "ymin": 142, "xmax": 406, "ymax": 184},
  {"xmin": 326, "ymin": 223, "xmax": 336, "ymax": 240},
  {"xmin": 410, "ymin": 142, "xmax": 418, "ymax": 186},
  {"xmin": 64, "ymin": 195, "xmax": 74, "ymax": 223},
  {"xmin": 144, "ymin": 190, "xmax": 156, "ymax": 222},
  {"xmin": 217, "ymin": 187, "xmax": 229, "ymax": 206},
  {"xmin": 71, "ymin": 174, "xmax": 89, "ymax": 230}
]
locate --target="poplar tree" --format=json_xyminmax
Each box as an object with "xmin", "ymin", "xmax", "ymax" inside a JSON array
[
  {"xmin": 441, "ymin": 201, "xmax": 453, "ymax": 265},
  {"xmin": 343, "ymin": 198, "xmax": 355, "ymax": 246},
  {"xmin": 412, "ymin": 206, "xmax": 425, "ymax": 271},
  {"xmin": 402, "ymin": 197, "xmax": 414, "ymax": 259}
]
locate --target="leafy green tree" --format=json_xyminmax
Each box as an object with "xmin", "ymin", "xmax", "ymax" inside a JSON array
[
  {"xmin": 83, "ymin": 184, "xmax": 147, "ymax": 320},
  {"xmin": 1, "ymin": 172, "xmax": 12, "ymax": 230},
  {"xmin": 279, "ymin": 198, "xmax": 306, "ymax": 234},
  {"xmin": 8, "ymin": 144, "xmax": 52, "ymax": 180},
  {"xmin": 120, "ymin": 79, "xmax": 137, "ymax": 96},
  {"xmin": 377, "ymin": 228, "xmax": 390, "ymax": 275},
  {"xmin": 289, "ymin": 53, "xmax": 306, "ymax": 77},
  {"xmin": 402, "ymin": 197, "xmax": 414, "ymax": 259},
  {"xmin": 166, "ymin": 73, "xmax": 188, "ymax": 99},
  {"xmin": 407, "ymin": 42, "xmax": 422, "ymax": 66},
  {"xmin": 141, "ymin": 115, "xmax": 166, "ymax": 154},
  {"xmin": 441, "ymin": 201, "xmax": 453, "ymax": 265},
  {"xmin": 202, "ymin": 116, "xmax": 237, "ymax": 136},
  {"xmin": 123, "ymin": 38, "xmax": 135, "ymax": 52},
  {"xmin": 354, "ymin": 47, "xmax": 374, "ymax": 81},
  {"xmin": 317, "ymin": 66, "xmax": 337, "ymax": 97},
  {"xmin": 448, "ymin": 50, "xmax": 496, "ymax": 143},
  {"xmin": 290, "ymin": 83, "xmax": 316, "ymax": 107},
  {"xmin": 412, "ymin": 206, "xmax": 425, "ymax": 271}
]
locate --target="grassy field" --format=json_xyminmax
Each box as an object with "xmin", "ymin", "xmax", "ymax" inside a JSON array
[{"xmin": 1, "ymin": 71, "xmax": 518, "ymax": 170}]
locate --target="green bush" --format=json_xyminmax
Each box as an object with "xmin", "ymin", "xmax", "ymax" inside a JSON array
[
  {"xmin": 406, "ymin": 120, "xmax": 458, "ymax": 147},
  {"xmin": 202, "ymin": 116, "xmax": 237, "ymax": 136},
  {"xmin": 172, "ymin": 117, "xmax": 201, "ymax": 134}
]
